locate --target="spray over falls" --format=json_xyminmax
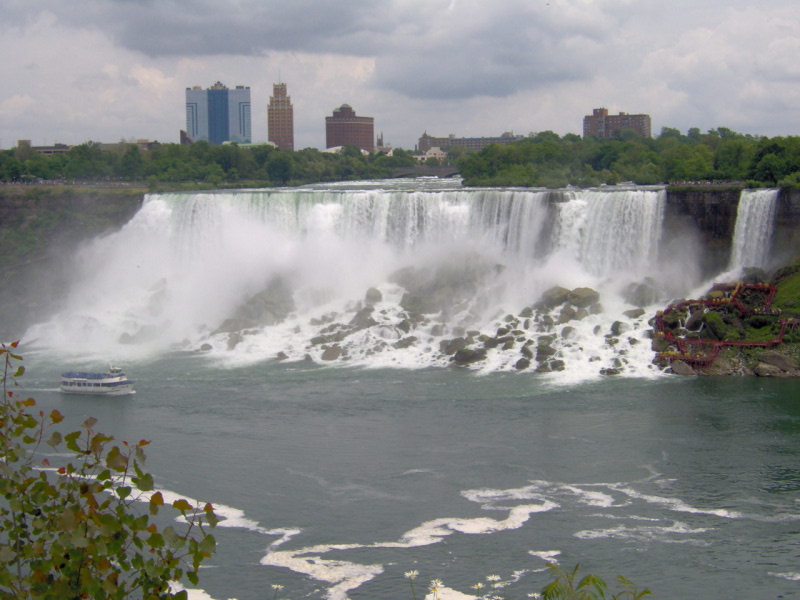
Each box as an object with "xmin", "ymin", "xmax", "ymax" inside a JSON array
[{"xmin": 24, "ymin": 182, "xmax": 779, "ymax": 381}]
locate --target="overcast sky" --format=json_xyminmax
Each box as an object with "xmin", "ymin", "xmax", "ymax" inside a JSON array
[{"xmin": 2, "ymin": 0, "xmax": 799, "ymax": 151}]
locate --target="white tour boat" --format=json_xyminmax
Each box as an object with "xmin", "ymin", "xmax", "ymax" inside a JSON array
[{"xmin": 60, "ymin": 366, "xmax": 135, "ymax": 396}]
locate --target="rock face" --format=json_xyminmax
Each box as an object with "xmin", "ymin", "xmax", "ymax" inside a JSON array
[{"xmin": 215, "ymin": 278, "xmax": 295, "ymax": 333}]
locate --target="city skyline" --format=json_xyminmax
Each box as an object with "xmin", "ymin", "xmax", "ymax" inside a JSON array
[{"xmin": 2, "ymin": 1, "xmax": 799, "ymax": 151}]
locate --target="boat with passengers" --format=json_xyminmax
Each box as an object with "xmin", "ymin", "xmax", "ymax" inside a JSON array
[{"xmin": 59, "ymin": 366, "xmax": 135, "ymax": 396}]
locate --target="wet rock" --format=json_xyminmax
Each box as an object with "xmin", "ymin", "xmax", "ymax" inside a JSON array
[
  {"xmin": 535, "ymin": 343, "xmax": 557, "ymax": 361},
  {"xmin": 758, "ymin": 351, "xmax": 797, "ymax": 372},
  {"xmin": 226, "ymin": 332, "xmax": 243, "ymax": 350},
  {"xmin": 540, "ymin": 286, "xmax": 571, "ymax": 308},
  {"xmin": 600, "ymin": 367, "xmax": 621, "ymax": 376},
  {"xmin": 622, "ymin": 278, "xmax": 660, "ymax": 307},
  {"xmin": 567, "ymin": 287, "xmax": 600, "ymax": 308},
  {"xmin": 670, "ymin": 360, "xmax": 697, "ymax": 376},
  {"xmin": 589, "ymin": 303, "xmax": 604, "ymax": 315},
  {"xmin": 350, "ymin": 306, "xmax": 377, "ymax": 329},
  {"xmin": 623, "ymin": 308, "xmax": 646, "ymax": 319},
  {"xmin": 365, "ymin": 287, "xmax": 383, "ymax": 306},
  {"xmin": 452, "ymin": 348, "xmax": 487, "ymax": 365},
  {"xmin": 199, "ymin": 343, "xmax": 213, "ymax": 352},
  {"xmin": 216, "ymin": 278, "xmax": 295, "ymax": 333},
  {"xmin": 394, "ymin": 336, "xmax": 418, "ymax": 349},
  {"xmin": 276, "ymin": 351, "xmax": 289, "ymax": 360},
  {"xmin": 610, "ymin": 321, "xmax": 629, "ymax": 336},
  {"xmin": 561, "ymin": 326, "xmax": 576, "ymax": 339},
  {"xmin": 321, "ymin": 345, "xmax": 342, "ymax": 361},
  {"xmin": 574, "ymin": 308, "xmax": 589, "ymax": 321},
  {"xmin": 441, "ymin": 337, "xmax": 468, "ymax": 355},
  {"xmin": 557, "ymin": 305, "xmax": 577, "ymax": 324},
  {"xmin": 430, "ymin": 324, "xmax": 445, "ymax": 337},
  {"xmin": 515, "ymin": 357, "xmax": 531, "ymax": 370},
  {"xmin": 754, "ymin": 362, "xmax": 784, "ymax": 377}
]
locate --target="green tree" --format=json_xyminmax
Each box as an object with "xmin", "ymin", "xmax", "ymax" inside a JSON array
[{"xmin": 0, "ymin": 342, "xmax": 217, "ymax": 599}]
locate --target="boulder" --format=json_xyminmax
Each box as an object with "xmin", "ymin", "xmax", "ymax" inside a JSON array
[
  {"xmin": 539, "ymin": 286, "xmax": 571, "ymax": 308},
  {"xmin": 321, "ymin": 345, "xmax": 342, "ymax": 361},
  {"xmin": 753, "ymin": 362, "xmax": 784, "ymax": 377},
  {"xmin": 535, "ymin": 343, "xmax": 558, "ymax": 361},
  {"xmin": 610, "ymin": 321, "xmax": 628, "ymax": 336},
  {"xmin": 568, "ymin": 287, "xmax": 600, "ymax": 308},
  {"xmin": 514, "ymin": 357, "xmax": 531, "ymax": 370},
  {"xmin": 441, "ymin": 337, "xmax": 468, "ymax": 355},
  {"xmin": 758, "ymin": 351, "xmax": 797, "ymax": 372},
  {"xmin": 349, "ymin": 306, "xmax": 377, "ymax": 329},
  {"xmin": 452, "ymin": 348, "xmax": 487, "ymax": 365},
  {"xmin": 622, "ymin": 278, "xmax": 660, "ymax": 307},
  {"xmin": 365, "ymin": 287, "xmax": 383, "ymax": 306},
  {"xmin": 557, "ymin": 305, "xmax": 577, "ymax": 324},
  {"xmin": 670, "ymin": 360, "xmax": 697, "ymax": 376},
  {"xmin": 394, "ymin": 336, "xmax": 418, "ymax": 349},
  {"xmin": 623, "ymin": 308, "xmax": 646, "ymax": 320}
]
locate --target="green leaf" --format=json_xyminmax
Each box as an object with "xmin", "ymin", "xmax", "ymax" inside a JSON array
[
  {"xmin": 14, "ymin": 365, "xmax": 25, "ymax": 378},
  {"xmin": 46, "ymin": 431, "xmax": 62, "ymax": 448},
  {"xmin": 106, "ymin": 446, "xmax": 128, "ymax": 472},
  {"xmin": 116, "ymin": 486, "xmax": 131, "ymax": 500},
  {"xmin": 133, "ymin": 472, "xmax": 154, "ymax": 492},
  {"xmin": 172, "ymin": 498, "xmax": 192, "ymax": 512}
]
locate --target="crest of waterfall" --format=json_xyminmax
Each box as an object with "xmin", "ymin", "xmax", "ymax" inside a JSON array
[{"xmin": 728, "ymin": 189, "xmax": 780, "ymax": 272}]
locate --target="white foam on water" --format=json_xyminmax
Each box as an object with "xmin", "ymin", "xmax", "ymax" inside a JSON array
[
  {"xmin": 769, "ymin": 572, "xmax": 800, "ymax": 581},
  {"xmin": 574, "ymin": 520, "xmax": 711, "ymax": 545}
]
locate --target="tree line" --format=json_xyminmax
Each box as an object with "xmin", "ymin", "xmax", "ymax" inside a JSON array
[
  {"xmin": 2, "ymin": 126, "xmax": 800, "ymax": 188},
  {"xmin": 0, "ymin": 141, "xmax": 417, "ymax": 187},
  {"xmin": 457, "ymin": 127, "xmax": 800, "ymax": 188}
]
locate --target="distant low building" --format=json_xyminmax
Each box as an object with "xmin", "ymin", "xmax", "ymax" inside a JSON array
[
  {"xmin": 417, "ymin": 131, "xmax": 524, "ymax": 154},
  {"xmin": 17, "ymin": 140, "xmax": 71, "ymax": 155},
  {"xmin": 583, "ymin": 108, "xmax": 651, "ymax": 139}
]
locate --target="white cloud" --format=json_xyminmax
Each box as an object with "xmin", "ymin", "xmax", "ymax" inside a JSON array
[{"xmin": 1, "ymin": 0, "xmax": 799, "ymax": 150}]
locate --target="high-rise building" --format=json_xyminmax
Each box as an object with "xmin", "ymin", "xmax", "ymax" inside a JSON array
[
  {"xmin": 583, "ymin": 108, "xmax": 651, "ymax": 139},
  {"xmin": 267, "ymin": 83, "xmax": 294, "ymax": 151},
  {"xmin": 185, "ymin": 82, "xmax": 252, "ymax": 145},
  {"xmin": 325, "ymin": 104, "xmax": 374, "ymax": 151}
]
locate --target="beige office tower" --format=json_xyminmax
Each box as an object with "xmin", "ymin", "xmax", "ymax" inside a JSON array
[{"xmin": 268, "ymin": 83, "xmax": 294, "ymax": 150}]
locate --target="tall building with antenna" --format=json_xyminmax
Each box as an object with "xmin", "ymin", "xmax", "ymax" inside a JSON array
[{"xmin": 267, "ymin": 82, "xmax": 294, "ymax": 150}]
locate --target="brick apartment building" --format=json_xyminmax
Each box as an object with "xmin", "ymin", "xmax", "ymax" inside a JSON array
[
  {"xmin": 583, "ymin": 108, "xmax": 651, "ymax": 139},
  {"xmin": 325, "ymin": 104, "xmax": 374, "ymax": 151}
]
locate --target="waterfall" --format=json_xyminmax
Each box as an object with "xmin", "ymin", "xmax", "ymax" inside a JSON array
[
  {"xmin": 25, "ymin": 183, "xmax": 674, "ymax": 380},
  {"xmin": 552, "ymin": 188, "xmax": 666, "ymax": 278},
  {"xmin": 728, "ymin": 189, "xmax": 780, "ymax": 272}
]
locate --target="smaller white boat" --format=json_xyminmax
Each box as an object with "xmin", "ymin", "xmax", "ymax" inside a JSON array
[{"xmin": 60, "ymin": 366, "xmax": 135, "ymax": 396}]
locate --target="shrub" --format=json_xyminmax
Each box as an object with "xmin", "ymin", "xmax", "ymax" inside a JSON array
[{"xmin": 0, "ymin": 342, "xmax": 217, "ymax": 599}]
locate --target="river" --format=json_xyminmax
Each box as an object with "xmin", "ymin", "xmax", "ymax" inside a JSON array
[{"xmin": 16, "ymin": 179, "xmax": 799, "ymax": 600}]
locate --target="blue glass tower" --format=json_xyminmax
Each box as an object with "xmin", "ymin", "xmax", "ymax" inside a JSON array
[{"xmin": 185, "ymin": 82, "xmax": 251, "ymax": 145}]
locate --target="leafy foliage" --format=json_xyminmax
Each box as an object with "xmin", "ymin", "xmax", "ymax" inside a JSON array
[
  {"xmin": 0, "ymin": 141, "xmax": 416, "ymax": 187},
  {"xmin": 541, "ymin": 564, "xmax": 651, "ymax": 600},
  {"xmin": 0, "ymin": 342, "xmax": 217, "ymax": 599},
  {"xmin": 457, "ymin": 128, "xmax": 800, "ymax": 188}
]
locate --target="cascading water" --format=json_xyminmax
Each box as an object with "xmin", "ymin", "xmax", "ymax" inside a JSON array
[
  {"xmin": 728, "ymin": 188, "xmax": 780, "ymax": 273},
  {"xmin": 26, "ymin": 182, "xmax": 676, "ymax": 380}
]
